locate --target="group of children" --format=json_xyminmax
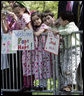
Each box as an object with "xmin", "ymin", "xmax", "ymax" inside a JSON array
[{"xmin": 1, "ymin": 2, "xmax": 80, "ymax": 92}]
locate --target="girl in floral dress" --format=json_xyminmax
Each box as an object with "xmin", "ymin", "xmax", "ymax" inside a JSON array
[
  {"xmin": 22, "ymin": 11, "xmax": 52, "ymax": 90},
  {"xmin": 7, "ymin": 3, "xmax": 32, "ymax": 90}
]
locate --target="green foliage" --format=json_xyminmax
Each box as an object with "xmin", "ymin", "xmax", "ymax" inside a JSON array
[
  {"xmin": 17, "ymin": 1, "xmax": 59, "ymax": 19},
  {"xmin": 2, "ymin": 1, "xmax": 59, "ymax": 19}
]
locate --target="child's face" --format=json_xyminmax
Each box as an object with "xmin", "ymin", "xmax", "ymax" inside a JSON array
[
  {"xmin": 32, "ymin": 15, "xmax": 42, "ymax": 27},
  {"xmin": 43, "ymin": 15, "xmax": 55, "ymax": 26},
  {"xmin": 13, "ymin": 7, "xmax": 25, "ymax": 18},
  {"xmin": 59, "ymin": 17, "xmax": 69, "ymax": 27}
]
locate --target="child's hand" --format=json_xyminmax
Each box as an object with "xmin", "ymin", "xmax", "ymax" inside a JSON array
[
  {"xmin": 7, "ymin": 11, "xmax": 18, "ymax": 21},
  {"xmin": 34, "ymin": 32, "xmax": 41, "ymax": 36},
  {"xmin": 51, "ymin": 28, "xmax": 59, "ymax": 35},
  {"xmin": 54, "ymin": 18, "xmax": 60, "ymax": 27},
  {"xmin": 24, "ymin": 27, "xmax": 28, "ymax": 30},
  {"xmin": 9, "ymin": 31, "xmax": 12, "ymax": 34},
  {"xmin": 34, "ymin": 29, "xmax": 44, "ymax": 36},
  {"xmin": 53, "ymin": 30, "xmax": 59, "ymax": 35}
]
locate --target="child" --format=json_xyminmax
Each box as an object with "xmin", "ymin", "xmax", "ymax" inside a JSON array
[
  {"xmin": 6, "ymin": 2, "xmax": 33, "ymax": 90},
  {"xmin": 42, "ymin": 10, "xmax": 59, "ymax": 35},
  {"xmin": 29, "ymin": 11, "xmax": 51, "ymax": 90},
  {"xmin": 42, "ymin": 10, "xmax": 55, "ymax": 27},
  {"xmin": 42, "ymin": 10, "xmax": 60, "ymax": 79},
  {"xmin": 8, "ymin": 3, "xmax": 32, "ymax": 30},
  {"xmin": 57, "ymin": 11, "xmax": 80, "ymax": 91}
]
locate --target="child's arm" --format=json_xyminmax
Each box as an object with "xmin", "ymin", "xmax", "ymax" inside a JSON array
[
  {"xmin": 52, "ymin": 29, "xmax": 59, "ymax": 35},
  {"xmin": 34, "ymin": 28, "xmax": 46, "ymax": 36},
  {"xmin": 7, "ymin": 11, "xmax": 18, "ymax": 21},
  {"xmin": 23, "ymin": 14, "xmax": 33, "ymax": 30},
  {"xmin": 26, "ymin": 22, "xmax": 33, "ymax": 30},
  {"xmin": 2, "ymin": 17, "xmax": 8, "ymax": 33},
  {"xmin": 49, "ymin": 28, "xmax": 59, "ymax": 35}
]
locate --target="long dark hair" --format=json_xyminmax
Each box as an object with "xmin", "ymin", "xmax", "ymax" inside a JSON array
[{"xmin": 31, "ymin": 11, "xmax": 42, "ymax": 31}]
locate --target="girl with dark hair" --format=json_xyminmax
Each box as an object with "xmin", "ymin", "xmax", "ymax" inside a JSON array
[
  {"xmin": 5, "ymin": 2, "xmax": 32, "ymax": 91},
  {"xmin": 10, "ymin": 2, "xmax": 32, "ymax": 30},
  {"xmin": 22, "ymin": 11, "xmax": 51, "ymax": 90}
]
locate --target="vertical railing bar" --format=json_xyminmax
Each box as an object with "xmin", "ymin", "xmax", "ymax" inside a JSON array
[
  {"xmin": 66, "ymin": 35, "xmax": 69, "ymax": 86},
  {"xmin": 26, "ymin": 50, "xmax": 29, "ymax": 89},
  {"xmin": 19, "ymin": 51, "xmax": 21, "ymax": 89},
  {"xmin": 34, "ymin": 48, "xmax": 36, "ymax": 87},
  {"xmin": 49, "ymin": 54, "xmax": 52, "ymax": 90},
  {"xmin": 55, "ymin": 55, "xmax": 59, "ymax": 95},
  {"xmin": 44, "ymin": 40, "xmax": 47, "ymax": 90},
  {"xmin": 52, "ymin": 54, "xmax": 56, "ymax": 95},
  {"xmin": 9, "ymin": 54, "xmax": 11, "ymax": 89},
  {"xmin": 71, "ymin": 33, "xmax": 73, "ymax": 91},
  {"xmin": 5, "ymin": 54, "xmax": 8, "ymax": 89},
  {"xmin": 38, "ymin": 37, "xmax": 40, "ymax": 87},
  {"xmin": 16, "ymin": 51, "xmax": 18, "ymax": 89},
  {"xmin": 12, "ymin": 53, "xmax": 15, "ymax": 89},
  {"xmin": 2, "ymin": 54, "xmax": 4, "ymax": 89},
  {"xmin": 21, "ymin": 51, "xmax": 23, "ymax": 89},
  {"xmin": 41, "ymin": 36, "xmax": 44, "ymax": 89},
  {"xmin": 75, "ymin": 33, "xmax": 78, "ymax": 90},
  {"xmin": 79, "ymin": 32, "xmax": 82, "ymax": 89},
  {"xmin": 31, "ymin": 43, "xmax": 33, "ymax": 88}
]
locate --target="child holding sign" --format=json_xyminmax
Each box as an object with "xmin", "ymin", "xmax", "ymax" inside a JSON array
[
  {"xmin": 42, "ymin": 10, "xmax": 60, "ymax": 80},
  {"xmin": 29, "ymin": 11, "xmax": 52, "ymax": 90},
  {"xmin": 6, "ymin": 2, "xmax": 33, "ymax": 91}
]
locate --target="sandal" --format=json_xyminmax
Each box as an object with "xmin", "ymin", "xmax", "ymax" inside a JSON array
[{"xmin": 63, "ymin": 85, "xmax": 72, "ymax": 92}]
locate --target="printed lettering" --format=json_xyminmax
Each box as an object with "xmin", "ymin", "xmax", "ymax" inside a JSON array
[{"xmin": 18, "ymin": 38, "xmax": 22, "ymax": 44}]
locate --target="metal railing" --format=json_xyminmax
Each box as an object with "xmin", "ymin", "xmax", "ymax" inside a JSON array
[{"xmin": 1, "ymin": 30, "xmax": 83, "ymax": 95}]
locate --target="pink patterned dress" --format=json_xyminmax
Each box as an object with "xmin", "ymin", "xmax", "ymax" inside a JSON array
[
  {"xmin": 22, "ymin": 24, "xmax": 52, "ymax": 80},
  {"xmin": 7, "ymin": 13, "xmax": 31, "ymax": 87},
  {"xmin": 7, "ymin": 13, "xmax": 31, "ymax": 30},
  {"xmin": 14, "ymin": 13, "xmax": 31, "ymax": 30}
]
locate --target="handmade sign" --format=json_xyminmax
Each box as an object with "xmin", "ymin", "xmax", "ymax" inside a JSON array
[
  {"xmin": 12, "ymin": 30, "xmax": 34, "ymax": 50},
  {"xmin": 44, "ymin": 32, "xmax": 60, "ymax": 55},
  {"xmin": 1, "ymin": 34, "xmax": 16, "ymax": 54}
]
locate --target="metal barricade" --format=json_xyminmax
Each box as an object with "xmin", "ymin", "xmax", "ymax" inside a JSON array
[{"xmin": 1, "ymin": 31, "xmax": 83, "ymax": 95}]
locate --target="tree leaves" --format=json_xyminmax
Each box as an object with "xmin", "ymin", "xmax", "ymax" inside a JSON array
[
  {"xmin": 17, "ymin": 1, "xmax": 59, "ymax": 19},
  {"xmin": 2, "ymin": 1, "xmax": 59, "ymax": 19}
]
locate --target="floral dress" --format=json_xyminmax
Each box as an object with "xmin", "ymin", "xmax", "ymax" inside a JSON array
[
  {"xmin": 7, "ymin": 13, "xmax": 31, "ymax": 30},
  {"xmin": 22, "ymin": 23, "xmax": 52, "ymax": 80}
]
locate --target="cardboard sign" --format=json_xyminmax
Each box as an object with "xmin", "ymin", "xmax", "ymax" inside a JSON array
[
  {"xmin": 44, "ymin": 32, "xmax": 60, "ymax": 55},
  {"xmin": 12, "ymin": 30, "xmax": 34, "ymax": 50},
  {"xmin": 1, "ymin": 34, "xmax": 16, "ymax": 54}
]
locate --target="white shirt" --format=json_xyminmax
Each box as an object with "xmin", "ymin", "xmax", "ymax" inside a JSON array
[{"xmin": 57, "ymin": 22, "xmax": 80, "ymax": 48}]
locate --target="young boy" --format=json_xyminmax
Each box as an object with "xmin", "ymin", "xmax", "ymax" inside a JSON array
[
  {"xmin": 42, "ymin": 10, "xmax": 60, "ymax": 81},
  {"xmin": 42, "ymin": 10, "xmax": 55, "ymax": 27},
  {"xmin": 57, "ymin": 11, "xmax": 80, "ymax": 91},
  {"xmin": 42, "ymin": 10, "xmax": 59, "ymax": 35}
]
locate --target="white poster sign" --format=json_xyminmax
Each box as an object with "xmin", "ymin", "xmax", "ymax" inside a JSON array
[
  {"xmin": 44, "ymin": 32, "xmax": 60, "ymax": 55},
  {"xmin": 1, "ymin": 34, "xmax": 16, "ymax": 54},
  {"xmin": 12, "ymin": 30, "xmax": 34, "ymax": 50}
]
